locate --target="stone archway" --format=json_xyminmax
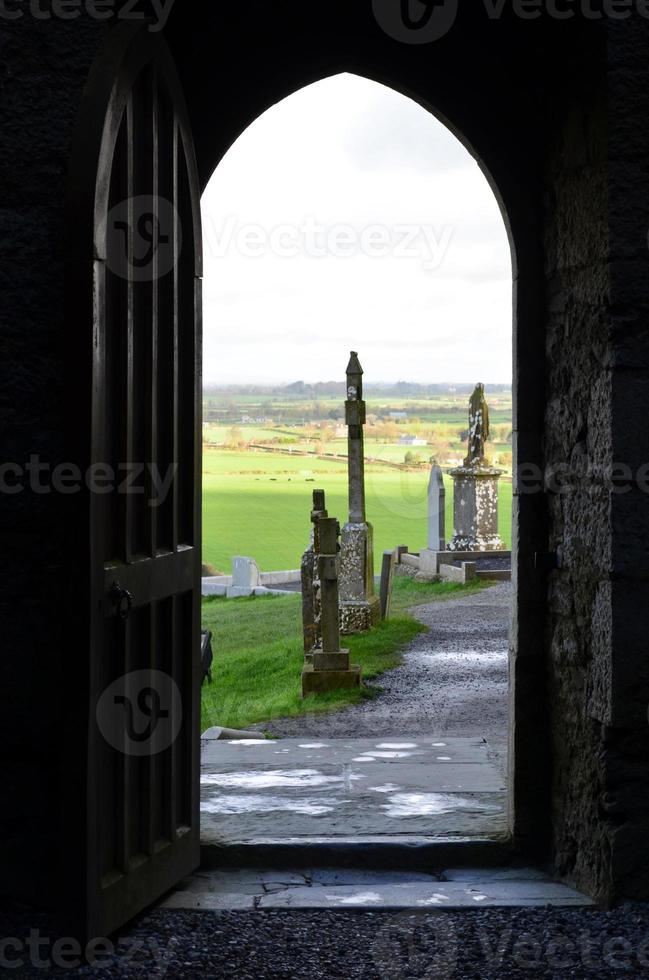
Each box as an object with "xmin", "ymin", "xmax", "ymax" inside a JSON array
[
  {"xmin": 197, "ymin": 69, "xmax": 519, "ymax": 854},
  {"xmin": 167, "ymin": 33, "xmax": 550, "ymax": 863}
]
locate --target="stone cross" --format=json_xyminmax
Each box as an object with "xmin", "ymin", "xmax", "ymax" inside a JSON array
[
  {"xmin": 427, "ymin": 462, "xmax": 446, "ymax": 551},
  {"xmin": 339, "ymin": 352, "xmax": 381, "ymax": 634},
  {"xmin": 345, "ymin": 351, "xmax": 367, "ymax": 523},
  {"xmin": 301, "ymin": 513, "xmax": 361, "ymax": 696},
  {"xmin": 300, "ymin": 489, "xmax": 327, "ymax": 658}
]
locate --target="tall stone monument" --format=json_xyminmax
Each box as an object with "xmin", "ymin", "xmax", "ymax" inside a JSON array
[
  {"xmin": 448, "ymin": 383, "xmax": 505, "ymax": 552},
  {"xmin": 339, "ymin": 352, "xmax": 381, "ymax": 634},
  {"xmin": 427, "ymin": 461, "xmax": 446, "ymax": 551},
  {"xmin": 301, "ymin": 514, "xmax": 361, "ymax": 696}
]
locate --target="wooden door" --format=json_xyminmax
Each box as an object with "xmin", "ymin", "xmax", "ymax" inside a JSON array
[{"xmin": 66, "ymin": 26, "xmax": 202, "ymax": 938}]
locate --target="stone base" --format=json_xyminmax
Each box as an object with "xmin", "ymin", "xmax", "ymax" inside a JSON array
[
  {"xmin": 439, "ymin": 561, "xmax": 477, "ymax": 584},
  {"xmin": 339, "ymin": 597, "xmax": 381, "ymax": 635},
  {"xmin": 447, "ymin": 534, "xmax": 506, "ymax": 552},
  {"xmin": 301, "ymin": 663, "xmax": 361, "ymax": 697},
  {"xmin": 311, "ymin": 650, "xmax": 350, "ymax": 671}
]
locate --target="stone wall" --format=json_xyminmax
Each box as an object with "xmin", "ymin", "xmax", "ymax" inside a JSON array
[
  {"xmin": 3, "ymin": 5, "xmax": 649, "ymax": 916},
  {"xmin": 0, "ymin": 14, "xmax": 104, "ymax": 904},
  {"xmin": 542, "ymin": 28, "xmax": 611, "ymax": 898}
]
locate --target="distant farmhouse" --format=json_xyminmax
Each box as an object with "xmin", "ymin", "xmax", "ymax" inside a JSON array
[{"xmin": 399, "ymin": 436, "xmax": 427, "ymax": 447}]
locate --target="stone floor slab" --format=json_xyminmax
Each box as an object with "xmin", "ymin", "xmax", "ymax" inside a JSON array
[
  {"xmin": 200, "ymin": 736, "xmax": 506, "ymax": 845},
  {"xmin": 159, "ymin": 891, "xmax": 256, "ymax": 910},
  {"xmin": 257, "ymin": 880, "xmax": 595, "ymax": 910}
]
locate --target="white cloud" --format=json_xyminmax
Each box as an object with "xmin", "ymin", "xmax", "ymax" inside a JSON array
[{"xmin": 201, "ymin": 73, "xmax": 512, "ymax": 386}]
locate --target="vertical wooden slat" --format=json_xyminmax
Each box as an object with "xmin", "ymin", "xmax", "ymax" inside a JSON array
[
  {"xmin": 144, "ymin": 601, "xmax": 158, "ymax": 855},
  {"xmin": 124, "ymin": 89, "xmax": 135, "ymax": 565},
  {"xmin": 148, "ymin": 67, "xmax": 159, "ymax": 559},
  {"xmin": 172, "ymin": 117, "xmax": 180, "ymax": 554},
  {"xmin": 116, "ymin": 618, "xmax": 131, "ymax": 872},
  {"xmin": 167, "ymin": 593, "xmax": 179, "ymax": 839}
]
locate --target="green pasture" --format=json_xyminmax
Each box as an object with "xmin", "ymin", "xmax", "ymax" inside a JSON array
[{"xmin": 202, "ymin": 448, "xmax": 512, "ymax": 575}]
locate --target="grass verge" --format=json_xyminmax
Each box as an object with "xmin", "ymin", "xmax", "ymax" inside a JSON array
[
  {"xmin": 389, "ymin": 574, "xmax": 491, "ymax": 616},
  {"xmin": 200, "ymin": 576, "xmax": 492, "ymax": 732}
]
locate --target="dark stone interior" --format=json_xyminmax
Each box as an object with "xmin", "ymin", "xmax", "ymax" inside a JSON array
[{"xmin": 2, "ymin": 3, "xmax": 649, "ymax": 929}]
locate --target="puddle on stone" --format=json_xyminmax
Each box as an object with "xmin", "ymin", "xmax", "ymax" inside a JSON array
[
  {"xmin": 361, "ymin": 751, "xmax": 413, "ymax": 759},
  {"xmin": 226, "ymin": 739, "xmax": 271, "ymax": 746},
  {"xmin": 375, "ymin": 742, "xmax": 418, "ymax": 750},
  {"xmin": 431, "ymin": 742, "xmax": 447, "ymax": 747},
  {"xmin": 352, "ymin": 757, "xmax": 373, "ymax": 763},
  {"xmin": 417, "ymin": 894, "xmax": 452, "ymax": 905},
  {"xmin": 201, "ymin": 794, "xmax": 335, "ymax": 816},
  {"xmin": 382, "ymin": 793, "xmax": 503, "ymax": 818},
  {"xmin": 326, "ymin": 891, "xmax": 382, "ymax": 905},
  {"xmin": 201, "ymin": 769, "xmax": 363, "ymax": 790},
  {"xmin": 436, "ymin": 756, "xmax": 452, "ymax": 761},
  {"xmin": 369, "ymin": 784, "xmax": 402, "ymax": 794},
  {"xmin": 299, "ymin": 743, "xmax": 328, "ymax": 749}
]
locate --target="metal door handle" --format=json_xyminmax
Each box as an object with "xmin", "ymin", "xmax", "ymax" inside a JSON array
[{"xmin": 110, "ymin": 582, "xmax": 134, "ymax": 620}]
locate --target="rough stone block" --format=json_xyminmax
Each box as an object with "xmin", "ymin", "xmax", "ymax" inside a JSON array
[
  {"xmin": 310, "ymin": 650, "xmax": 351, "ymax": 671},
  {"xmin": 339, "ymin": 597, "xmax": 381, "ymax": 635},
  {"xmin": 301, "ymin": 664, "xmax": 361, "ymax": 697}
]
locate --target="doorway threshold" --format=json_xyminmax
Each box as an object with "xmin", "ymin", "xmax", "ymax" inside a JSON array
[{"xmin": 200, "ymin": 734, "xmax": 509, "ymax": 869}]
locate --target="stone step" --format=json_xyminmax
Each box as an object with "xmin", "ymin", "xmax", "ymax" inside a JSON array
[{"xmin": 159, "ymin": 867, "xmax": 595, "ymax": 912}]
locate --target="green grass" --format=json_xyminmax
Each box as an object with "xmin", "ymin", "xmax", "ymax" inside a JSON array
[
  {"xmin": 199, "ymin": 576, "xmax": 493, "ymax": 732},
  {"xmin": 388, "ymin": 575, "xmax": 492, "ymax": 616},
  {"xmin": 200, "ymin": 591, "xmax": 424, "ymax": 731},
  {"xmin": 202, "ymin": 447, "xmax": 512, "ymax": 575}
]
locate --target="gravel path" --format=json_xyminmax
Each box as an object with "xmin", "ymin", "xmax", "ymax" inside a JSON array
[
  {"xmin": 8, "ymin": 905, "xmax": 649, "ymax": 978},
  {"xmin": 252, "ymin": 582, "xmax": 510, "ymax": 745}
]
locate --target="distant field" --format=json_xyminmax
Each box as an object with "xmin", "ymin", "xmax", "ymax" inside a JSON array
[{"xmin": 202, "ymin": 448, "xmax": 512, "ymax": 574}]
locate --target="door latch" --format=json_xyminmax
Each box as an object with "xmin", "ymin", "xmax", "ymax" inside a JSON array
[{"xmin": 110, "ymin": 582, "xmax": 134, "ymax": 621}]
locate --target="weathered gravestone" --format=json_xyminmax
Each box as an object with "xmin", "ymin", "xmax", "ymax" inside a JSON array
[
  {"xmin": 339, "ymin": 352, "xmax": 381, "ymax": 634},
  {"xmin": 227, "ymin": 556, "xmax": 262, "ymax": 597},
  {"xmin": 379, "ymin": 549, "xmax": 397, "ymax": 620},
  {"xmin": 302, "ymin": 514, "xmax": 361, "ymax": 696},
  {"xmin": 301, "ymin": 489, "xmax": 327, "ymax": 660},
  {"xmin": 427, "ymin": 461, "xmax": 446, "ymax": 551}
]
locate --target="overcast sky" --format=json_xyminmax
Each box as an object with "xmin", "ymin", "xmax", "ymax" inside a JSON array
[{"xmin": 201, "ymin": 73, "xmax": 512, "ymax": 386}]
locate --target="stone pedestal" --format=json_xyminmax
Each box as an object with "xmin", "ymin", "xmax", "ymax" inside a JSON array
[
  {"xmin": 448, "ymin": 464, "xmax": 505, "ymax": 552},
  {"xmin": 339, "ymin": 521, "xmax": 381, "ymax": 634}
]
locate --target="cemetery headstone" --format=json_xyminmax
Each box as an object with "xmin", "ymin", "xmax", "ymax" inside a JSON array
[
  {"xmin": 302, "ymin": 514, "xmax": 361, "ymax": 696},
  {"xmin": 301, "ymin": 489, "xmax": 327, "ymax": 659},
  {"xmin": 379, "ymin": 549, "xmax": 397, "ymax": 620},
  {"xmin": 227, "ymin": 556, "xmax": 262, "ymax": 597},
  {"xmin": 427, "ymin": 461, "xmax": 446, "ymax": 551}
]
